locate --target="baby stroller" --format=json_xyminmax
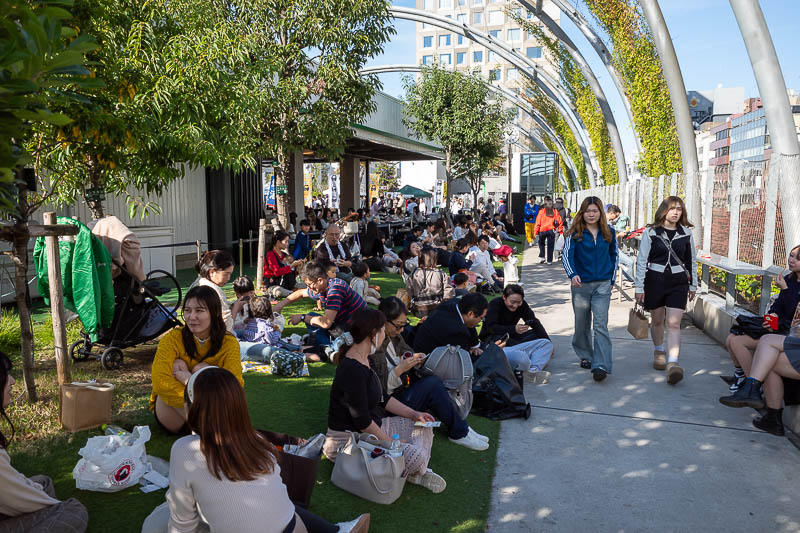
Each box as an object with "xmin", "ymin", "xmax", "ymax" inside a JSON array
[
  {"xmin": 68, "ymin": 217, "xmax": 182, "ymax": 370},
  {"xmin": 69, "ymin": 262, "xmax": 182, "ymax": 370}
]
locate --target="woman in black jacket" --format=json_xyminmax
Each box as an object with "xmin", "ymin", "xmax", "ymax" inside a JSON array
[{"xmin": 481, "ymin": 284, "xmax": 553, "ymax": 375}]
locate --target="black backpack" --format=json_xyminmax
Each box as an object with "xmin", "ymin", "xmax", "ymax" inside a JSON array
[{"xmin": 471, "ymin": 344, "xmax": 531, "ymax": 421}]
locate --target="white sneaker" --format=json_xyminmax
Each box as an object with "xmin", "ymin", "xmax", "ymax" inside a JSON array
[
  {"xmin": 546, "ymin": 261, "xmax": 553, "ymax": 265},
  {"xmin": 525, "ymin": 369, "xmax": 551, "ymax": 384},
  {"xmin": 468, "ymin": 426, "xmax": 489, "ymax": 443},
  {"xmin": 539, "ymin": 258, "xmax": 546, "ymax": 264},
  {"xmin": 407, "ymin": 469, "xmax": 446, "ymax": 493},
  {"xmin": 449, "ymin": 430, "xmax": 489, "ymax": 451},
  {"xmin": 336, "ymin": 513, "xmax": 370, "ymax": 533}
]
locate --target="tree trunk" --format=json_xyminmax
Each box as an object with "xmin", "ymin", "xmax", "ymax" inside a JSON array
[
  {"xmin": 273, "ymin": 151, "xmax": 289, "ymax": 231},
  {"xmin": 86, "ymin": 155, "xmax": 105, "ymax": 220},
  {"xmin": 12, "ymin": 177, "xmax": 37, "ymax": 401},
  {"xmin": 445, "ymin": 150, "xmax": 452, "ymax": 213}
]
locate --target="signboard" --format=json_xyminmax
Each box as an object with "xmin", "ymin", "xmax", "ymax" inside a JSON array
[
  {"xmin": 85, "ymin": 187, "xmax": 105, "ymax": 203},
  {"xmin": 276, "ymin": 185, "xmax": 288, "ymax": 195},
  {"xmin": 304, "ymin": 166, "xmax": 313, "ymax": 207},
  {"xmin": 263, "ymin": 166, "xmax": 275, "ymax": 208}
]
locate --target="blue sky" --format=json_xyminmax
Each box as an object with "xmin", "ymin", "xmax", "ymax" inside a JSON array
[{"xmin": 367, "ymin": 0, "xmax": 800, "ymax": 160}]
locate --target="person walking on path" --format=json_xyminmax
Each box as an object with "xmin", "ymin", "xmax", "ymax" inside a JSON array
[
  {"xmin": 523, "ymin": 196, "xmax": 539, "ymax": 248},
  {"xmin": 534, "ymin": 196, "xmax": 563, "ymax": 264},
  {"xmin": 634, "ymin": 196, "xmax": 698, "ymax": 386},
  {"xmin": 561, "ymin": 196, "xmax": 618, "ymax": 382}
]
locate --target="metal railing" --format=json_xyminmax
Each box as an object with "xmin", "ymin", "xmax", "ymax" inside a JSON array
[{"xmin": 565, "ymin": 153, "xmax": 800, "ymax": 315}]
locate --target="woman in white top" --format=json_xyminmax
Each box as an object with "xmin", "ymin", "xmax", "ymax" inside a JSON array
[
  {"xmin": 191, "ymin": 250, "xmax": 246, "ymax": 333},
  {"xmin": 142, "ymin": 367, "xmax": 369, "ymax": 533},
  {"xmin": 0, "ymin": 352, "xmax": 88, "ymax": 533}
]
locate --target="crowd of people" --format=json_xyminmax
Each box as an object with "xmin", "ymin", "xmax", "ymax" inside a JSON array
[{"xmin": 2, "ymin": 190, "xmax": 798, "ymax": 533}]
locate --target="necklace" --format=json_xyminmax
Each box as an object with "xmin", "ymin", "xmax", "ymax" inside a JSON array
[{"xmin": 194, "ymin": 334, "xmax": 210, "ymax": 345}]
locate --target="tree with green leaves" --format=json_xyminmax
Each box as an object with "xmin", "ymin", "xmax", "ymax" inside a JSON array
[
  {"xmin": 1, "ymin": 0, "xmax": 100, "ymax": 401},
  {"xmin": 403, "ymin": 64, "xmax": 511, "ymax": 211},
  {"xmin": 372, "ymin": 161, "xmax": 399, "ymax": 193},
  {"xmin": 224, "ymin": 0, "xmax": 395, "ymax": 228}
]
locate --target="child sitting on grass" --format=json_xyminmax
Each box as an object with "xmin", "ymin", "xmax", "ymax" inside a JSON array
[
  {"xmin": 232, "ymin": 275, "xmax": 255, "ymax": 334},
  {"xmin": 241, "ymin": 296, "xmax": 300, "ymax": 351},
  {"xmin": 349, "ymin": 262, "xmax": 381, "ymax": 306},
  {"xmin": 453, "ymin": 272, "xmax": 472, "ymax": 297}
]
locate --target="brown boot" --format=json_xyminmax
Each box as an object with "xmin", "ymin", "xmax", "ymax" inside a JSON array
[
  {"xmin": 666, "ymin": 362, "xmax": 684, "ymax": 385},
  {"xmin": 653, "ymin": 350, "xmax": 667, "ymax": 371}
]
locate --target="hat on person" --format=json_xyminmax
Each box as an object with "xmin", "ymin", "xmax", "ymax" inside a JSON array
[{"xmin": 186, "ymin": 365, "xmax": 218, "ymax": 404}]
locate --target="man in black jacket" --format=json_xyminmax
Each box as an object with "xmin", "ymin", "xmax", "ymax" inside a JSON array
[{"xmin": 413, "ymin": 293, "xmax": 488, "ymax": 358}]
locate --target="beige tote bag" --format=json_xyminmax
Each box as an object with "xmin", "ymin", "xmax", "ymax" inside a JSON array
[{"xmin": 330, "ymin": 433, "xmax": 406, "ymax": 504}]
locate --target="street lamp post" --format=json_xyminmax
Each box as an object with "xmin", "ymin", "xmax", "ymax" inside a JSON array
[{"xmin": 504, "ymin": 126, "xmax": 520, "ymax": 215}]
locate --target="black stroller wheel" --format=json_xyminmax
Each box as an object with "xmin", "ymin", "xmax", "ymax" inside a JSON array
[
  {"xmin": 69, "ymin": 340, "xmax": 92, "ymax": 362},
  {"xmin": 101, "ymin": 347, "xmax": 123, "ymax": 370},
  {"xmin": 144, "ymin": 269, "xmax": 182, "ymax": 315}
]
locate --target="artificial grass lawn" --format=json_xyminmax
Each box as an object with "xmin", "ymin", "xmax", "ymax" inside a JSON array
[{"xmin": 6, "ymin": 245, "xmax": 527, "ymax": 533}]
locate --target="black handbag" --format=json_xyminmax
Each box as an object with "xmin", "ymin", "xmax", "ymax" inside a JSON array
[{"xmin": 729, "ymin": 315, "xmax": 773, "ymax": 339}]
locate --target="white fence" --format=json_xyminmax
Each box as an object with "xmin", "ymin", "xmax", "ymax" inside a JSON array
[{"xmin": 565, "ymin": 153, "xmax": 800, "ymax": 314}]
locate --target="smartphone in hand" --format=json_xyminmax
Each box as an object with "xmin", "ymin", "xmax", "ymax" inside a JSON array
[
  {"xmin": 764, "ymin": 314, "xmax": 779, "ymax": 330},
  {"xmin": 500, "ymin": 332, "xmax": 510, "ymax": 343}
]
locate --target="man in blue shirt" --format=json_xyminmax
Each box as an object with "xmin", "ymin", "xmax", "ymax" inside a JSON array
[
  {"xmin": 524, "ymin": 196, "xmax": 539, "ymax": 248},
  {"xmin": 292, "ymin": 219, "xmax": 312, "ymax": 260}
]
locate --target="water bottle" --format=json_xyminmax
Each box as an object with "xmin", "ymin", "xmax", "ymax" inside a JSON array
[
  {"xmin": 102, "ymin": 424, "xmax": 130, "ymax": 438},
  {"xmin": 390, "ymin": 434, "xmax": 401, "ymax": 456}
]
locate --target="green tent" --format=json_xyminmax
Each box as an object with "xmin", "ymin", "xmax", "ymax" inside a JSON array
[{"xmin": 397, "ymin": 185, "xmax": 432, "ymax": 198}]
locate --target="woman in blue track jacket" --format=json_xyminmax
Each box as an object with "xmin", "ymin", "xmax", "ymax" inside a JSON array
[{"xmin": 561, "ymin": 196, "xmax": 618, "ymax": 381}]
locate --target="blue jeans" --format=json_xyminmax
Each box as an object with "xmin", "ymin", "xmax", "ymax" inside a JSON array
[
  {"xmin": 618, "ymin": 250, "xmax": 635, "ymax": 282},
  {"xmin": 305, "ymin": 312, "xmax": 333, "ymax": 347},
  {"xmin": 240, "ymin": 341, "xmax": 303, "ymax": 363},
  {"xmin": 392, "ymin": 375, "xmax": 469, "ymax": 440},
  {"xmin": 571, "ymin": 280, "xmax": 613, "ymax": 373}
]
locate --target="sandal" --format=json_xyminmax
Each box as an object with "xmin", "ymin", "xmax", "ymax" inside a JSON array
[{"xmin": 580, "ymin": 359, "xmax": 591, "ymax": 369}]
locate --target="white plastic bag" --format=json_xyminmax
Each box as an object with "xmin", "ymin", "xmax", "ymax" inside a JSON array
[
  {"xmin": 503, "ymin": 255, "xmax": 520, "ymax": 285},
  {"xmin": 73, "ymin": 426, "xmax": 151, "ymax": 492},
  {"xmin": 554, "ymin": 234, "xmax": 565, "ymax": 253}
]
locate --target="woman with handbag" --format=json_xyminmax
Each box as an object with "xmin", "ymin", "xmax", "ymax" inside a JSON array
[
  {"xmin": 142, "ymin": 367, "xmax": 370, "ymax": 533},
  {"xmin": 322, "ymin": 309, "xmax": 446, "ymax": 494},
  {"xmin": 634, "ymin": 196, "xmax": 698, "ymax": 385},
  {"xmin": 561, "ymin": 196, "xmax": 618, "ymax": 382},
  {"xmin": 724, "ymin": 244, "xmax": 800, "ymax": 392},
  {"xmin": 406, "ymin": 248, "xmax": 455, "ymax": 318},
  {"xmin": 0, "ymin": 353, "xmax": 89, "ymax": 533}
]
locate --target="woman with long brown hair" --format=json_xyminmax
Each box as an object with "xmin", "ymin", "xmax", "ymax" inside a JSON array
[
  {"xmin": 149, "ymin": 285, "xmax": 242, "ymax": 434},
  {"xmin": 634, "ymin": 196, "xmax": 698, "ymax": 385},
  {"xmin": 561, "ymin": 196, "xmax": 618, "ymax": 381},
  {"xmin": 143, "ymin": 367, "xmax": 369, "ymax": 533}
]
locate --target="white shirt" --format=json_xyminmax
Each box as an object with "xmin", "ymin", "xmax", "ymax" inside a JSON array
[
  {"xmin": 406, "ymin": 201, "xmax": 417, "ymax": 214},
  {"xmin": 419, "ymin": 201, "xmax": 428, "ymax": 215},
  {"xmin": 467, "ymin": 246, "xmax": 495, "ymax": 281},
  {"xmin": 452, "ymin": 226, "xmax": 468, "ymax": 241}
]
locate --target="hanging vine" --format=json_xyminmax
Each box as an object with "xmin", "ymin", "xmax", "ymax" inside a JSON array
[
  {"xmin": 580, "ymin": 0, "xmax": 681, "ymax": 176},
  {"xmin": 510, "ymin": 10, "xmax": 618, "ymax": 185}
]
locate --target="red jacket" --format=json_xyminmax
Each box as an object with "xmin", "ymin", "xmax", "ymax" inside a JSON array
[
  {"xmin": 534, "ymin": 209, "xmax": 563, "ymax": 235},
  {"xmin": 264, "ymin": 250, "xmax": 292, "ymax": 279}
]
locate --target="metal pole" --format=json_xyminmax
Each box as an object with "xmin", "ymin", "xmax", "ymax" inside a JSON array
[
  {"xmin": 248, "ymin": 229, "xmax": 254, "ymax": 268},
  {"xmin": 238, "ymin": 238, "xmax": 243, "ymax": 278},
  {"xmin": 639, "ymin": 0, "xmax": 702, "ymax": 242},
  {"xmin": 729, "ymin": 0, "xmax": 800, "ymax": 254}
]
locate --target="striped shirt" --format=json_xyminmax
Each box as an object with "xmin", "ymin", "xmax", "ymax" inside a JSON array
[
  {"xmin": 241, "ymin": 318, "xmax": 281, "ymax": 346},
  {"xmin": 313, "ymin": 278, "xmax": 367, "ymax": 327}
]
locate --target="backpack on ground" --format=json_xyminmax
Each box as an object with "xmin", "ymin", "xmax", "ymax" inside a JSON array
[{"xmin": 419, "ymin": 344, "xmax": 473, "ymax": 419}]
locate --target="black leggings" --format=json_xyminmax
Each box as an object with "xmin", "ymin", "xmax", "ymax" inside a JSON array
[
  {"xmin": 294, "ymin": 506, "xmax": 338, "ymax": 533},
  {"xmin": 538, "ymin": 230, "xmax": 556, "ymax": 262},
  {"xmin": 271, "ymin": 272, "xmax": 297, "ymax": 290}
]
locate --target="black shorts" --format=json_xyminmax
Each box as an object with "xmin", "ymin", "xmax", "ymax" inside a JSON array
[{"xmin": 643, "ymin": 270, "xmax": 689, "ymax": 311}]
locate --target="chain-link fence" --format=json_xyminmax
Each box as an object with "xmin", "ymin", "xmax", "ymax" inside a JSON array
[{"xmin": 565, "ymin": 153, "xmax": 800, "ymax": 315}]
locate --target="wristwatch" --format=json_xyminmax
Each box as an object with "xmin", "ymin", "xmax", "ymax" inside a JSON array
[{"xmin": 300, "ymin": 314, "xmax": 306, "ymax": 324}]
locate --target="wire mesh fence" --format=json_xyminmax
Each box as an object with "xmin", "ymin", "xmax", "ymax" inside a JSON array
[{"xmin": 564, "ymin": 153, "xmax": 800, "ymax": 315}]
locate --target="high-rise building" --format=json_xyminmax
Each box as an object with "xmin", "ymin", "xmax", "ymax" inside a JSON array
[{"xmin": 415, "ymin": 0, "xmax": 559, "ymax": 95}]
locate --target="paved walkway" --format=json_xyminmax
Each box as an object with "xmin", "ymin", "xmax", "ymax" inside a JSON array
[{"xmin": 487, "ymin": 246, "xmax": 800, "ymax": 532}]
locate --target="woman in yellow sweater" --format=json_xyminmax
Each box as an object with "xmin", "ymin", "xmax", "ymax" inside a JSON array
[{"xmin": 150, "ymin": 285, "xmax": 242, "ymax": 434}]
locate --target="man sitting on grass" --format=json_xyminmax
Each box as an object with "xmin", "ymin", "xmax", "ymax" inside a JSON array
[
  {"xmin": 273, "ymin": 261, "xmax": 367, "ymax": 360},
  {"xmin": 413, "ymin": 292, "xmax": 488, "ymax": 359}
]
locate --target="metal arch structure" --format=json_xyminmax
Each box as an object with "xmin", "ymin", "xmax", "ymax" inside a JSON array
[
  {"xmin": 547, "ymin": 0, "xmax": 643, "ymax": 155},
  {"xmin": 360, "ymin": 64, "xmax": 581, "ymax": 184},
  {"xmin": 390, "ymin": 6, "xmax": 601, "ymax": 186},
  {"xmin": 516, "ymin": 0, "xmax": 629, "ymax": 185}
]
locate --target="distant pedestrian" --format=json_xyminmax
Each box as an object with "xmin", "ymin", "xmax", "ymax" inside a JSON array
[
  {"xmin": 523, "ymin": 196, "xmax": 539, "ymax": 247},
  {"xmin": 562, "ymin": 196, "xmax": 618, "ymax": 382}
]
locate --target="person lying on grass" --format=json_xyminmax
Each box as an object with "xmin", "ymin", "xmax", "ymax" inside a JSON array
[
  {"xmin": 150, "ymin": 285, "xmax": 242, "ymax": 435},
  {"xmin": 272, "ymin": 261, "xmax": 367, "ymax": 360},
  {"xmin": 322, "ymin": 308, "xmax": 446, "ymax": 494},
  {"xmin": 141, "ymin": 367, "xmax": 370, "ymax": 533},
  {"xmin": 0, "ymin": 352, "xmax": 89, "ymax": 533},
  {"xmin": 371, "ymin": 298, "xmax": 489, "ymax": 451}
]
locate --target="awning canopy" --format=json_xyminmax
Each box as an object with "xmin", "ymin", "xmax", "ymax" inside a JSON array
[{"xmin": 398, "ymin": 185, "xmax": 432, "ymax": 198}]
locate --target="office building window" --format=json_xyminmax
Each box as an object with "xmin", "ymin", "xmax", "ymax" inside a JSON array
[
  {"xmin": 440, "ymin": 53, "xmax": 452, "ymax": 65},
  {"xmin": 424, "ymin": 0, "xmax": 434, "ymax": 9},
  {"xmin": 488, "ymin": 10, "xmax": 503, "ymax": 24},
  {"xmin": 526, "ymin": 46, "xmax": 541, "ymax": 58},
  {"xmin": 456, "ymin": 52, "xmax": 466, "ymax": 64},
  {"xmin": 473, "ymin": 0, "xmax": 482, "ymax": 4},
  {"xmin": 488, "ymin": 50, "xmax": 498, "ymax": 62},
  {"xmin": 473, "ymin": 11, "xmax": 482, "ymax": 23},
  {"xmin": 457, "ymin": 35, "xmax": 464, "ymax": 45},
  {"xmin": 439, "ymin": 0, "xmax": 452, "ymax": 7},
  {"xmin": 489, "ymin": 30, "xmax": 500, "ymax": 38},
  {"xmin": 458, "ymin": 0, "xmax": 466, "ymax": 4},
  {"xmin": 507, "ymin": 28, "xmax": 521, "ymax": 40},
  {"xmin": 489, "ymin": 69, "xmax": 501, "ymax": 81},
  {"xmin": 422, "ymin": 55, "xmax": 434, "ymax": 65},
  {"xmin": 456, "ymin": 13, "xmax": 466, "ymax": 22},
  {"xmin": 423, "ymin": 36, "xmax": 433, "ymax": 48},
  {"xmin": 507, "ymin": 68, "xmax": 520, "ymax": 80},
  {"xmin": 439, "ymin": 34, "xmax": 451, "ymax": 46},
  {"xmin": 473, "ymin": 50, "xmax": 483, "ymax": 62}
]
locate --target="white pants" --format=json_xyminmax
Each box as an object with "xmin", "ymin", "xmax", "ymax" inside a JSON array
[{"xmin": 504, "ymin": 338, "xmax": 553, "ymax": 371}]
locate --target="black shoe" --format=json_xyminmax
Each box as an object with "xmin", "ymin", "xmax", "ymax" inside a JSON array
[
  {"xmin": 752, "ymin": 409, "xmax": 785, "ymax": 436},
  {"xmin": 719, "ymin": 379, "xmax": 764, "ymax": 409},
  {"xmin": 580, "ymin": 359, "xmax": 591, "ymax": 369},
  {"xmin": 592, "ymin": 368, "xmax": 607, "ymax": 382}
]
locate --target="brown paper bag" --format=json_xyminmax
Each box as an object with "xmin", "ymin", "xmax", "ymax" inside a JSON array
[
  {"xmin": 60, "ymin": 380, "xmax": 114, "ymax": 432},
  {"xmin": 627, "ymin": 304, "xmax": 650, "ymax": 340},
  {"xmin": 395, "ymin": 288, "xmax": 410, "ymax": 308}
]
